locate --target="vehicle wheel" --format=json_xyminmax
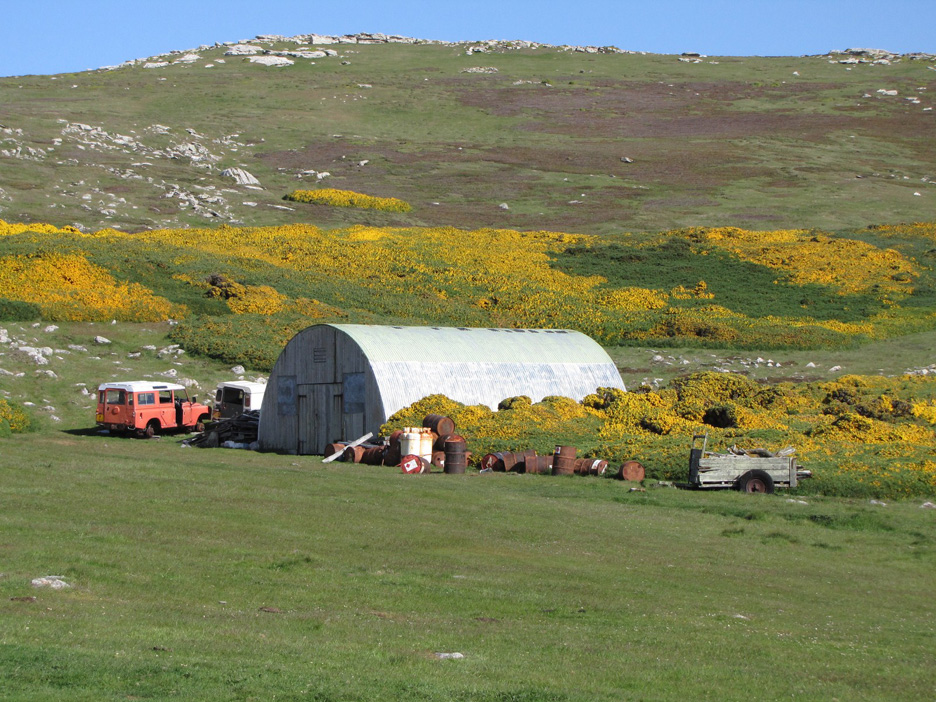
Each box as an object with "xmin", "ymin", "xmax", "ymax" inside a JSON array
[
  {"xmin": 195, "ymin": 418, "xmax": 207, "ymax": 433},
  {"xmin": 739, "ymin": 469, "xmax": 774, "ymax": 494},
  {"xmin": 144, "ymin": 422, "xmax": 157, "ymax": 439}
]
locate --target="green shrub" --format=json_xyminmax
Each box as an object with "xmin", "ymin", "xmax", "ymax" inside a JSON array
[{"xmin": 0, "ymin": 298, "xmax": 41, "ymax": 321}]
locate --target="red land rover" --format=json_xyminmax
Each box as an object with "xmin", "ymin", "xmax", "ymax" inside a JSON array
[{"xmin": 96, "ymin": 381, "xmax": 211, "ymax": 437}]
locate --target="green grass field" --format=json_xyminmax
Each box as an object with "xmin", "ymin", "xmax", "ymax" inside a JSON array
[{"xmin": 1, "ymin": 432, "xmax": 934, "ymax": 701}]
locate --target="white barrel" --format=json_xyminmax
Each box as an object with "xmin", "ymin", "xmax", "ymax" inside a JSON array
[
  {"xmin": 400, "ymin": 431, "xmax": 421, "ymax": 458},
  {"xmin": 419, "ymin": 429, "xmax": 434, "ymax": 461}
]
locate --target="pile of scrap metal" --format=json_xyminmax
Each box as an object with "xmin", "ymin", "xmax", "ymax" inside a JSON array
[{"xmin": 186, "ymin": 410, "xmax": 260, "ymax": 449}]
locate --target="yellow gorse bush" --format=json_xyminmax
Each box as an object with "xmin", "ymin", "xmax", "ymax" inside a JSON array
[
  {"xmin": 0, "ymin": 220, "xmax": 930, "ymax": 348},
  {"xmin": 0, "ymin": 252, "xmax": 185, "ymax": 322},
  {"xmin": 693, "ymin": 227, "xmax": 918, "ymax": 296},
  {"xmin": 0, "ymin": 399, "xmax": 32, "ymax": 433},
  {"xmin": 285, "ymin": 189, "xmax": 413, "ymax": 213},
  {"xmin": 381, "ymin": 371, "xmax": 936, "ymax": 498},
  {"xmin": 0, "ymin": 220, "xmax": 81, "ymax": 236}
]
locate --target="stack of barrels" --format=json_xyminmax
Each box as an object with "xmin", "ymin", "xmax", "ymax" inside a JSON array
[
  {"xmin": 332, "ymin": 413, "xmax": 468, "ymax": 475},
  {"xmin": 325, "ymin": 418, "xmax": 645, "ymax": 482},
  {"xmin": 423, "ymin": 414, "xmax": 467, "ymax": 474},
  {"xmin": 480, "ymin": 446, "xmax": 640, "ymax": 480}
]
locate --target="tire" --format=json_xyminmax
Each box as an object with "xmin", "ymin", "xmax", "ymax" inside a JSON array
[
  {"xmin": 144, "ymin": 422, "xmax": 158, "ymax": 439},
  {"xmin": 194, "ymin": 416, "xmax": 208, "ymax": 433},
  {"xmin": 739, "ymin": 469, "xmax": 774, "ymax": 494}
]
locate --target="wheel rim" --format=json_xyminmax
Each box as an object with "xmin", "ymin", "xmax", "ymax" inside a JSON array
[{"xmin": 746, "ymin": 477, "xmax": 767, "ymax": 493}]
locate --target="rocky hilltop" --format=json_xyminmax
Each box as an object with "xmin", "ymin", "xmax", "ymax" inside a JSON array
[{"xmin": 0, "ymin": 34, "xmax": 933, "ymax": 234}]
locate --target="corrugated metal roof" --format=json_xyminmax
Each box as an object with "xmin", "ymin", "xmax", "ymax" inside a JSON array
[
  {"xmin": 327, "ymin": 324, "xmax": 625, "ymax": 414},
  {"xmin": 329, "ymin": 324, "xmax": 615, "ymax": 365}
]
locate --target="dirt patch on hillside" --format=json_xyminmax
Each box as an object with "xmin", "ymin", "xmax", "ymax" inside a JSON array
[{"xmin": 456, "ymin": 79, "xmax": 870, "ymax": 140}]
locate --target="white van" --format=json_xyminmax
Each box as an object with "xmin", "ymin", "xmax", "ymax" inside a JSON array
[{"xmin": 213, "ymin": 381, "xmax": 266, "ymax": 420}]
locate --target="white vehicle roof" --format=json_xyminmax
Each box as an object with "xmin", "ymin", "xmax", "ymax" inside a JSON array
[
  {"xmin": 216, "ymin": 381, "xmax": 266, "ymax": 392},
  {"xmin": 98, "ymin": 381, "xmax": 187, "ymax": 393}
]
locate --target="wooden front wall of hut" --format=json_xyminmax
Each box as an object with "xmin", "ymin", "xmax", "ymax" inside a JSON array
[{"xmin": 258, "ymin": 324, "xmax": 626, "ymax": 455}]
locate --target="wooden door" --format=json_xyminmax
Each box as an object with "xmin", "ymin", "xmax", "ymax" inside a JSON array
[{"xmin": 297, "ymin": 383, "xmax": 342, "ymax": 455}]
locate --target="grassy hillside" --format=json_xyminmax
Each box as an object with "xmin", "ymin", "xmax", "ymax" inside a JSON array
[{"xmin": 1, "ymin": 38, "xmax": 934, "ymax": 235}]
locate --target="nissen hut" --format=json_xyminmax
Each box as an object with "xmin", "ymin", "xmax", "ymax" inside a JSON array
[{"xmin": 258, "ymin": 324, "xmax": 625, "ymax": 455}]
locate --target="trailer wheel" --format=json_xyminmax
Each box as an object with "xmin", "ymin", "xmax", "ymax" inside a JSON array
[{"xmin": 739, "ymin": 469, "xmax": 774, "ymax": 494}]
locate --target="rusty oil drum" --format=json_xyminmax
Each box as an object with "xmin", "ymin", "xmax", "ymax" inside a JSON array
[
  {"xmin": 400, "ymin": 454, "xmax": 430, "ymax": 474},
  {"xmin": 443, "ymin": 436, "xmax": 467, "ymax": 474},
  {"xmin": 360, "ymin": 446, "xmax": 386, "ymax": 465},
  {"xmin": 514, "ymin": 448, "xmax": 537, "ymax": 473},
  {"xmin": 481, "ymin": 452, "xmax": 505, "ymax": 471},
  {"xmin": 552, "ymin": 445, "xmax": 577, "ymax": 476},
  {"xmin": 383, "ymin": 445, "xmax": 402, "ymax": 466},
  {"xmin": 616, "ymin": 460, "xmax": 646, "ymax": 481},
  {"xmin": 342, "ymin": 445, "xmax": 366, "ymax": 463},
  {"xmin": 526, "ymin": 454, "xmax": 553, "ymax": 474},
  {"xmin": 423, "ymin": 414, "xmax": 456, "ymax": 437},
  {"xmin": 583, "ymin": 458, "xmax": 609, "ymax": 476},
  {"xmin": 502, "ymin": 452, "xmax": 520, "ymax": 472},
  {"xmin": 323, "ymin": 442, "xmax": 348, "ymax": 457}
]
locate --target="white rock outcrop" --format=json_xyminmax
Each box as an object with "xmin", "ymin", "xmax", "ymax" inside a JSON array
[
  {"xmin": 248, "ymin": 56, "xmax": 294, "ymax": 67},
  {"xmin": 225, "ymin": 44, "xmax": 263, "ymax": 56},
  {"xmin": 221, "ymin": 167, "xmax": 261, "ymax": 186}
]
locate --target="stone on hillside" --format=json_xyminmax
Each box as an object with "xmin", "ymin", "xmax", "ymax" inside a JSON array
[
  {"xmin": 248, "ymin": 56, "xmax": 294, "ymax": 67},
  {"xmin": 31, "ymin": 576, "xmax": 71, "ymax": 590},
  {"xmin": 143, "ymin": 62, "xmax": 169, "ymax": 69},
  {"xmin": 93, "ymin": 336, "xmax": 111, "ymax": 345},
  {"xmin": 222, "ymin": 167, "xmax": 261, "ymax": 186},
  {"xmin": 304, "ymin": 34, "xmax": 340, "ymax": 44},
  {"xmin": 174, "ymin": 53, "xmax": 201, "ymax": 63},
  {"xmin": 225, "ymin": 44, "xmax": 263, "ymax": 56},
  {"xmin": 231, "ymin": 365, "xmax": 246, "ymax": 374},
  {"xmin": 18, "ymin": 346, "xmax": 52, "ymax": 365}
]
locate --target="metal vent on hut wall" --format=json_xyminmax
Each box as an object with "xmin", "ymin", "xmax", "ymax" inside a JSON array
[{"xmin": 313, "ymin": 347, "xmax": 327, "ymax": 363}]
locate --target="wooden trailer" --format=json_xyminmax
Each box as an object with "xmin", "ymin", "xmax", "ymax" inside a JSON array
[{"xmin": 686, "ymin": 434, "xmax": 811, "ymax": 493}]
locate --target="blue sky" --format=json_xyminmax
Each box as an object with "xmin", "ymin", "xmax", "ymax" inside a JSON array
[{"xmin": 3, "ymin": 0, "xmax": 934, "ymax": 77}]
